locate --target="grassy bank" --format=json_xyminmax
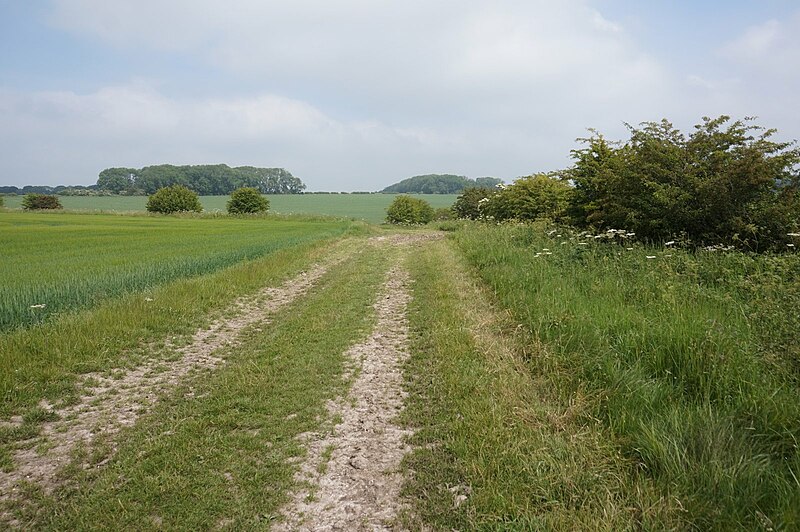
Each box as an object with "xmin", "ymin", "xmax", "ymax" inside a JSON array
[
  {"xmin": 451, "ymin": 223, "xmax": 800, "ymax": 529},
  {"xmin": 0, "ymin": 212, "xmax": 353, "ymax": 330}
]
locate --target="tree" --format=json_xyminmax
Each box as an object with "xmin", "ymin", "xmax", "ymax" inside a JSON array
[
  {"xmin": 385, "ymin": 195, "xmax": 434, "ymax": 225},
  {"xmin": 227, "ymin": 187, "xmax": 270, "ymax": 214},
  {"xmin": 100, "ymin": 164, "xmax": 306, "ymax": 195},
  {"xmin": 146, "ymin": 185, "xmax": 203, "ymax": 214},
  {"xmin": 97, "ymin": 168, "xmax": 138, "ymax": 193},
  {"xmin": 21, "ymin": 194, "xmax": 62, "ymax": 210},
  {"xmin": 381, "ymin": 174, "xmax": 502, "ymax": 194}
]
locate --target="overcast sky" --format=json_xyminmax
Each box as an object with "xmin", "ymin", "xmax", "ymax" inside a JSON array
[{"xmin": 1, "ymin": 1, "xmax": 799, "ymax": 190}]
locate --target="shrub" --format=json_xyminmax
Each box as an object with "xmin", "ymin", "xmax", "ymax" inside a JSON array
[
  {"xmin": 453, "ymin": 187, "xmax": 496, "ymax": 220},
  {"xmin": 0, "ymin": 196, "xmax": 3, "ymax": 208},
  {"xmin": 21, "ymin": 194, "xmax": 62, "ymax": 210},
  {"xmin": 146, "ymin": 185, "xmax": 202, "ymax": 214},
  {"xmin": 482, "ymin": 174, "xmax": 572, "ymax": 222},
  {"xmin": 385, "ymin": 195, "xmax": 435, "ymax": 225},
  {"xmin": 566, "ymin": 116, "xmax": 800, "ymax": 251},
  {"xmin": 227, "ymin": 187, "xmax": 270, "ymax": 214}
]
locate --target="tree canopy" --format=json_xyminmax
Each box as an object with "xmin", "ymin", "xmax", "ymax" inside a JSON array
[
  {"xmin": 97, "ymin": 164, "xmax": 306, "ymax": 195},
  {"xmin": 381, "ymin": 174, "xmax": 502, "ymax": 194}
]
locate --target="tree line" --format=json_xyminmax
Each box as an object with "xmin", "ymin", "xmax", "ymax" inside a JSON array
[
  {"xmin": 97, "ymin": 164, "xmax": 306, "ymax": 195},
  {"xmin": 381, "ymin": 174, "xmax": 502, "ymax": 194},
  {"xmin": 452, "ymin": 116, "xmax": 800, "ymax": 251}
]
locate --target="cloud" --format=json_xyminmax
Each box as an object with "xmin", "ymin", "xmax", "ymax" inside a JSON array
[{"xmin": 4, "ymin": 1, "xmax": 794, "ymax": 189}]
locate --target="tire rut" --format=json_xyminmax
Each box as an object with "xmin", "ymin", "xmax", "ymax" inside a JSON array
[
  {"xmin": 0, "ymin": 256, "xmax": 342, "ymax": 524},
  {"xmin": 276, "ymin": 234, "xmax": 438, "ymax": 530}
]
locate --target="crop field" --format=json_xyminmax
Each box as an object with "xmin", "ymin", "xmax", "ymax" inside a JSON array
[
  {"xmin": 0, "ymin": 194, "xmax": 458, "ymax": 224},
  {"xmin": 0, "ymin": 212, "xmax": 353, "ymax": 331},
  {"xmin": 1, "ymin": 212, "xmax": 798, "ymax": 530}
]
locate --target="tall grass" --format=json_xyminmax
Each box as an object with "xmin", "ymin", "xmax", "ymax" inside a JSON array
[
  {"xmin": 0, "ymin": 212, "xmax": 351, "ymax": 330},
  {"xmin": 454, "ymin": 223, "xmax": 800, "ymax": 529}
]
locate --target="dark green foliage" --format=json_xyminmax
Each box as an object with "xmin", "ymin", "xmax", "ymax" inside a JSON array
[
  {"xmin": 381, "ymin": 174, "xmax": 502, "ymax": 194},
  {"xmin": 385, "ymin": 195, "xmax": 434, "ymax": 225},
  {"xmin": 97, "ymin": 167, "xmax": 138, "ymax": 193},
  {"xmin": 0, "ymin": 196, "xmax": 3, "ymax": 208},
  {"xmin": 97, "ymin": 164, "xmax": 306, "ymax": 195},
  {"xmin": 482, "ymin": 174, "xmax": 572, "ymax": 221},
  {"xmin": 566, "ymin": 116, "xmax": 800, "ymax": 251},
  {"xmin": 21, "ymin": 194, "xmax": 62, "ymax": 210},
  {"xmin": 226, "ymin": 187, "xmax": 270, "ymax": 214},
  {"xmin": 452, "ymin": 187, "xmax": 496, "ymax": 219},
  {"xmin": 146, "ymin": 185, "xmax": 203, "ymax": 214}
]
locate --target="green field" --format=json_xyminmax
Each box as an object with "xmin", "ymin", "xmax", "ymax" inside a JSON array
[
  {"xmin": 1, "ymin": 212, "xmax": 798, "ymax": 529},
  {"xmin": 0, "ymin": 212, "xmax": 353, "ymax": 331},
  {"xmin": 1, "ymin": 194, "xmax": 458, "ymax": 224}
]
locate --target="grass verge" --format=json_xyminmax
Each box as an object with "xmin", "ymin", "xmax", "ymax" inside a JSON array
[
  {"xmin": 401, "ymin": 238, "xmax": 676, "ymax": 529},
  {"xmin": 451, "ymin": 222, "xmax": 800, "ymax": 530}
]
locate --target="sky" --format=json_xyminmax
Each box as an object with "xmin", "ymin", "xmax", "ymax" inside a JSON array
[{"xmin": 1, "ymin": 1, "xmax": 799, "ymax": 191}]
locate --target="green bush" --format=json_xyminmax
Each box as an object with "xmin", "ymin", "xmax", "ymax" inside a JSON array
[
  {"xmin": 566, "ymin": 116, "xmax": 800, "ymax": 251},
  {"xmin": 227, "ymin": 187, "xmax": 270, "ymax": 214},
  {"xmin": 385, "ymin": 195, "xmax": 434, "ymax": 225},
  {"xmin": 0, "ymin": 196, "xmax": 4, "ymax": 208},
  {"xmin": 482, "ymin": 174, "xmax": 572, "ymax": 222},
  {"xmin": 146, "ymin": 185, "xmax": 202, "ymax": 214},
  {"xmin": 21, "ymin": 194, "xmax": 62, "ymax": 210},
  {"xmin": 452, "ymin": 187, "xmax": 496, "ymax": 220}
]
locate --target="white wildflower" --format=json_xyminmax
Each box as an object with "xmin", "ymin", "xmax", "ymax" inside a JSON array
[
  {"xmin": 626, "ymin": 247, "xmax": 634, "ymax": 251},
  {"xmin": 788, "ymin": 244, "xmax": 796, "ymax": 248},
  {"xmin": 646, "ymin": 256, "xmax": 656, "ymax": 259},
  {"xmin": 145, "ymin": 297, "xmax": 154, "ymax": 302},
  {"xmin": 665, "ymin": 241, "xmax": 675, "ymax": 246},
  {"xmin": 787, "ymin": 233, "xmax": 800, "ymax": 237},
  {"xmin": 30, "ymin": 304, "xmax": 46, "ymax": 309}
]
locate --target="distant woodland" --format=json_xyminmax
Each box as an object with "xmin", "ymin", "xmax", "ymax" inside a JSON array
[
  {"xmin": 96, "ymin": 164, "xmax": 306, "ymax": 195},
  {"xmin": 381, "ymin": 174, "xmax": 502, "ymax": 194}
]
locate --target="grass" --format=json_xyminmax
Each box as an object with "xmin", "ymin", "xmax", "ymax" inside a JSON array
[
  {"xmin": 0, "ymin": 211, "xmax": 354, "ymax": 330},
  {"xmin": 0, "ymin": 230, "xmax": 370, "ymax": 470},
  {"xmin": 451, "ymin": 222, "xmax": 800, "ymax": 530},
  {"xmin": 1, "ymin": 194, "xmax": 459, "ymax": 224},
  {"xmin": 8, "ymin": 241, "xmax": 393, "ymax": 529},
  {"xmin": 401, "ymin": 238, "xmax": 673, "ymax": 529}
]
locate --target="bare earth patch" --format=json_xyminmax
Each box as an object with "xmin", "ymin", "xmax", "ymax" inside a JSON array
[
  {"xmin": 276, "ymin": 260, "xmax": 416, "ymax": 531},
  {"xmin": 0, "ymin": 259, "xmax": 338, "ymax": 522}
]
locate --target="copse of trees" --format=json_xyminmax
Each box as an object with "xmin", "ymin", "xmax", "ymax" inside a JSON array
[
  {"xmin": 97, "ymin": 164, "xmax": 306, "ymax": 195},
  {"xmin": 454, "ymin": 116, "xmax": 800, "ymax": 251},
  {"xmin": 381, "ymin": 174, "xmax": 502, "ymax": 194}
]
